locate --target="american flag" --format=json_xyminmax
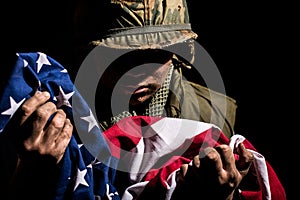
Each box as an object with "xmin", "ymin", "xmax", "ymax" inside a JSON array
[
  {"xmin": 0, "ymin": 52, "xmax": 286, "ymax": 200},
  {"xmin": 0, "ymin": 52, "xmax": 120, "ymax": 200}
]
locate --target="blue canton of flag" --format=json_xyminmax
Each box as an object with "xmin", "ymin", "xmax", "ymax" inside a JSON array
[{"xmin": 0, "ymin": 52, "xmax": 120, "ymax": 200}]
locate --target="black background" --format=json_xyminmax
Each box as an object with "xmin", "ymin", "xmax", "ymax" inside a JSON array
[{"xmin": 2, "ymin": 1, "xmax": 296, "ymax": 199}]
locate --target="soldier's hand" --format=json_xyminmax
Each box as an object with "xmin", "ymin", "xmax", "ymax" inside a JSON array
[
  {"xmin": 174, "ymin": 143, "xmax": 254, "ymax": 200},
  {"xmin": 10, "ymin": 91, "xmax": 72, "ymax": 164}
]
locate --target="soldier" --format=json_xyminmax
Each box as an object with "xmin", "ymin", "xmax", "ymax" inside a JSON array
[{"xmin": 0, "ymin": 0, "xmax": 286, "ymax": 199}]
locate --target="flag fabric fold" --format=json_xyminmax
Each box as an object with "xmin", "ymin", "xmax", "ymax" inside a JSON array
[
  {"xmin": 0, "ymin": 52, "xmax": 286, "ymax": 200},
  {"xmin": 0, "ymin": 52, "xmax": 120, "ymax": 200},
  {"xmin": 103, "ymin": 116, "xmax": 286, "ymax": 200}
]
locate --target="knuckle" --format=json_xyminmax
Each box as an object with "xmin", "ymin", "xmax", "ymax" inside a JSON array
[
  {"xmin": 35, "ymin": 102, "xmax": 56, "ymax": 117},
  {"xmin": 51, "ymin": 118, "xmax": 64, "ymax": 128},
  {"xmin": 21, "ymin": 104, "xmax": 33, "ymax": 117},
  {"xmin": 65, "ymin": 129, "xmax": 72, "ymax": 140},
  {"xmin": 38, "ymin": 148, "xmax": 46, "ymax": 155},
  {"xmin": 240, "ymin": 150, "xmax": 254, "ymax": 163},
  {"xmin": 206, "ymin": 150, "xmax": 220, "ymax": 161},
  {"xmin": 59, "ymin": 131, "xmax": 69, "ymax": 140},
  {"xmin": 61, "ymin": 121, "xmax": 73, "ymax": 138},
  {"xmin": 52, "ymin": 112, "xmax": 66, "ymax": 128},
  {"xmin": 248, "ymin": 152, "xmax": 254, "ymax": 161},
  {"xmin": 193, "ymin": 155, "xmax": 200, "ymax": 168},
  {"xmin": 35, "ymin": 108, "xmax": 49, "ymax": 118},
  {"xmin": 66, "ymin": 119, "xmax": 73, "ymax": 130},
  {"xmin": 44, "ymin": 101, "xmax": 57, "ymax": 109},
  {"xmin": 23, "ymin": 141, "xmax": 34, "ymax": 151},
  {"xmin": 56, "ymin": 109, "xmax": 66, "ymax": 117},
  {"xmin": 35, "ymin": 91, "xmax": 50, "ymax": 101},
  {"xmin": 217, "ymin": 144, "xmax": 232, "ymax": 152},
  {"xmin": 245, "ymin": 154, "xmax": 254, "ymax": 163}
]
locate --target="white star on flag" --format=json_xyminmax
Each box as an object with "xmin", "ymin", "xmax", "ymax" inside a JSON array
[
  {"xmin": 87, "ymin": 164, "xmax": 92, "ymax": 169},
  {"xmin": 81, "ymin": 109, "xmax": 99, "ymax": 132},
  {"xmin": 74, "ymin": 168, "xmax": 89, "ymax": 191},
  {"xmin": 36, "ymin": 52, "xmax": 51, "ymax": 73},
  {"xmin": 23, "ymin": 59, "xmax": 28, "ymax": 68},
  {"xmin": 61, "ymin": 69, "xmax": 68, "ymax": 73},
  {"xmin": 55, "ymin": 86, "xmax": 74, "ymax": 108},
  {"xmin": 1, "ymin": 96, "xmax": 26, "ymax": 117}
]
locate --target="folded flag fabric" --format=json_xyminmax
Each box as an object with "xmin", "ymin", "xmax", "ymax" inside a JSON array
[
  {"xmin": 0, "ymin": 52, "xmax": 286, "ymax": 200},
  {"xmin": 0, "ymin": 52, "xmax": 120, "ymax": 200},
  {"xmin": 103, "ymin": 116, "xmax": 286, "ymax": 200}
]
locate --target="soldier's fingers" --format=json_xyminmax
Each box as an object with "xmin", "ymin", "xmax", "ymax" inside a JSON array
[
  {"xmin": 193, "ymin": 155, "xmax": 200, "ymax": 168},
  {"xmin": 214, "ymin": 144, "xmax": 236, "ymax": 171},
  {"xmin": 31, "ymin": 101, "xmax": 57, "ymax": 134},
  {"xmin": 200, "ymin": 147, "xmax": 223, "ymax": 174},
  {"xmin": 43, "ymin": 109, "xmax": 66, "ymax": 139},
  {"xmin": 54, "ymin": 119, "xmax": 72, "ymax": 163},
  {"xmin": 19, "ymin": 91, "xmax": 51, "ymax": 125},
  {"xmin": 22, "ymin": 101, "xmax": 57, "ymax": 153},
  {"xmin": 236, "ymin": 143, "xmax": 254, "ymax": 176}
]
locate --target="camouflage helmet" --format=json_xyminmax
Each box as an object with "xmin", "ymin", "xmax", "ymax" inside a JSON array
[{"xmin": 91, "ymin": 0, "xmax": 198, "ymax": 49}]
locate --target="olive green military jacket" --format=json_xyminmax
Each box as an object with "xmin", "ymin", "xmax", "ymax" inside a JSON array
[{"xmin": 166, "ymin": 69, "xmax": 237, "ymax": 138}]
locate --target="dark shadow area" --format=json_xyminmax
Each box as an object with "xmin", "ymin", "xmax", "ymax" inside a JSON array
[
  {"xmin": 2, "ymin": 1, "xmax": 294, "ymax": 199},
  {"xmin": 188, "ymin": 2, "xmax": 295, "ymax": 199}
]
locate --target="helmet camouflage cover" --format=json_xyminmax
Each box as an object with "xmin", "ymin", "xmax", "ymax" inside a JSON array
[{"xmin": 92, "ymin": 0, "xmax": 198, "ymax": 49}]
